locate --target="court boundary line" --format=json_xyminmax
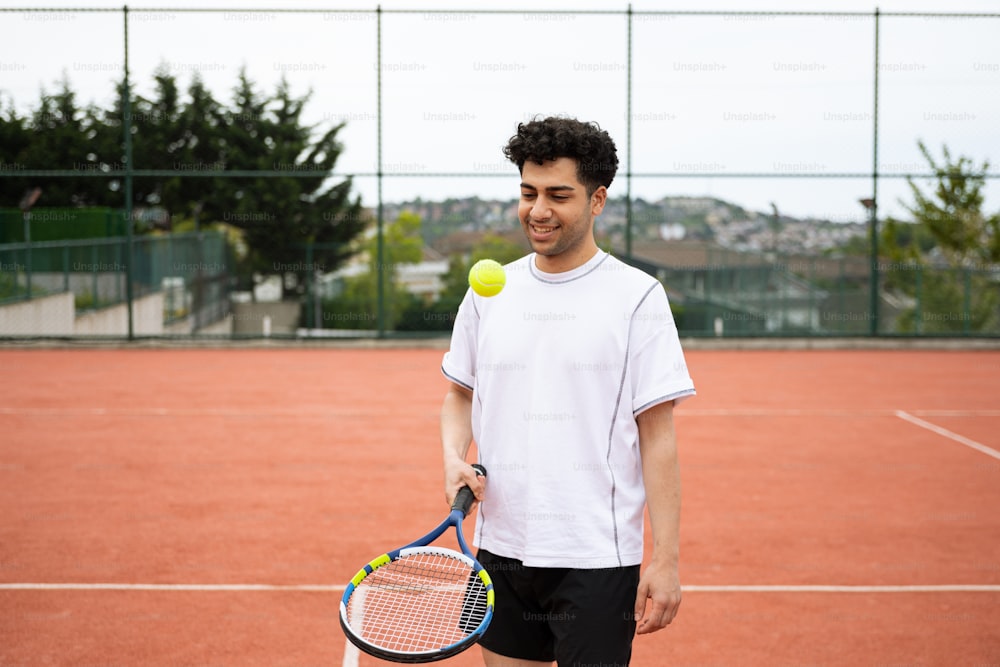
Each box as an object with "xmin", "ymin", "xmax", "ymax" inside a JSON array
[
  {"xmin": 895, "ymin": 410, "xmax": 1000, "ymax": 461},
  {"xmin": 3, "ymin": 337, "xmax": 1000, "ymax": 351},
  {"xmin": 2, "ymin": 583, "xmax": 999, "ymax": 592},
  {"xmin": 2, "ymin": 407, "xmax": 1000, "ymax": 417}
]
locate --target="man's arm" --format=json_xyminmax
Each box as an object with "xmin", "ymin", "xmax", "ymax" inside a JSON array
[
  {"xmin": 634, "ymin": 399, "xmax": 682, "ymax": 635},
  {"xmin": 441, "ymin": 382, "xmax": 485, "ymax": 505}
]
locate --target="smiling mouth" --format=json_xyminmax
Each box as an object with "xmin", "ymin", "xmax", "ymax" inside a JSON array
[{"xmin": 528, "ymin": 222, "xmax": 558, "ymax": 237}]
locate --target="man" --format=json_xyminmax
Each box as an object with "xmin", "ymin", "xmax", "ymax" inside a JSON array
[{"xmin": 440, "ymin": 116, "xmax": 695, "ymax": 666}]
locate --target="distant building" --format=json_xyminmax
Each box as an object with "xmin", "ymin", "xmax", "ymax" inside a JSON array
[
  {"xmin": 397, "ymin": 247, "xmax": 449, "ymax": 301},
  {"xmin": 619, "ymin": 240, "xmax": 889, "ymax": 335}
]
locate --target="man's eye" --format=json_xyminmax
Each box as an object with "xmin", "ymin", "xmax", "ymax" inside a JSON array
[{"xmin": 521, "ymin": 193, "xmax": 536, "ymax": 200}]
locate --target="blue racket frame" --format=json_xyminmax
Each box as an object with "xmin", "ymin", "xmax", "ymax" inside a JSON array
[{"xmin": 339, "ymin": 464, "xmax": 494, "ymax": 663}]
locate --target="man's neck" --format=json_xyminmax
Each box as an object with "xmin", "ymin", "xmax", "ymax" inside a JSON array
[{"xmin": 534, "ymin": 243, "xmax": 600, "ymax": 274}]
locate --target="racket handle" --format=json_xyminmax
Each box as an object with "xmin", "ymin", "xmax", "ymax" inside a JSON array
[{"xmin": 452, "ymin": 464, "xmax": 487, "ymax": 516}]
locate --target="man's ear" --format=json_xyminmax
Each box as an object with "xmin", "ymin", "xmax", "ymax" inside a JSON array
[{"xmin": 591, "ymin": 185, "xmax": 608, "ymax": 216}]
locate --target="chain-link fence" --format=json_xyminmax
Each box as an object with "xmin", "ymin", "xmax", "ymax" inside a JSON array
[
  {"xmin": 0, "ymin": 229, "xmax": 232, "ymax": 336},
  {"xmin": 0, "ymin": 6, "xmax": 998, "ymax": 339}
]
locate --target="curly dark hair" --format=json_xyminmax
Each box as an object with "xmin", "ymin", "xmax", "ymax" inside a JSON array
[{"xmin": 502, "ymin": 116, "xmax": 619, "ymax": 195}]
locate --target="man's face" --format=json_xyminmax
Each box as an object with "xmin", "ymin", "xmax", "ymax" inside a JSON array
[{"xmin": 518, "ymin": 157, "xmax": 607, "ymax": 271}]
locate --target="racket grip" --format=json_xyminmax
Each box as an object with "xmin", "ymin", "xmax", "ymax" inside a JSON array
[{"xmin": 452, "ymin": 464, "xmax": 487, "ymax": 516}]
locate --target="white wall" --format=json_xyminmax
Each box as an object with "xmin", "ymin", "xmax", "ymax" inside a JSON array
[
  {"xmin": 0, "ymin": 291, "xmax": 165, "ymax": 336},
  {"xmin": 0, "ymin": 292, "xmax": 75, "ymax": 336},
  {"xmin": 72, "ymin": 292, "xmax": 164, "ymax": 336}
]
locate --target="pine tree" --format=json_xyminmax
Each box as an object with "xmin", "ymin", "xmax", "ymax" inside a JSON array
[
  {"xmin": 4, "ymin": 77, "xmax": 112, "ymax": 207},
  {"xmin": 0, "ymin": 69, "xmax": 369, "ymax": 295},
  {"xmin": 881, "ymin": 142, "xmax": 1000, "ymax": 333},
  {"xmin": 210, "ymin": 70, "xmax": 368, "ymax": 297},
  {"xmin": 900, "ymin": 141, "xmax": 1000, "ymax": 267},
  {"xmin": 0, "ymin": 95, "xmax": 31, "ymax": 207}
]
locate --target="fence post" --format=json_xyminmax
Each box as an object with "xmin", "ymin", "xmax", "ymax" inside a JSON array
[
  {"xmin": 963, "ymin": 268, "xmax": 972, "ymax": 335},
  {"xmin": 116, "ymin": 240, "xmax": 123, "ymax": 304},
  {"xmin": 625, "ymin": 3, "xmax": 633, "ymax": 259},
  {"xmin": 91, "ymin": 244, "xmax": 99, "ymax": 307},
  {"xmin": 869, "ymin": 7, "xmax": 881, "ymax": 336},
  {"xmin": 837, "ymin": 257, "xmax": 845, "ymax": 334},
  {"xmin": 194, "ymin": 216, "xmax": 204, "ymax": 332},
  {"xmin": 313, "ymin": 266, "xmax": 322, "ymax": 331},
  {"xmin": 22, "ymin": 210, "xmax": 31, "ymax": 299},
  {"xmin": 305, "ymin": 242, "xmax": 315, "ymax": 329},
  {"xmin": 123, "ymin": 5, "xmax": 135, "ymax": 340},
  {"xmin": 808, "ymin": 258, "xmax": 816, "ymax": 332},
  {"xmin": 62, "ymin": 245, "xmax": 69, "ymax": 294},
  {"xmin": 167, "ymin": 232, "xmax": 174, "ymax": 320},
  {"xmin": 375, "ymin": 4, "xmax": 385, "ymax": 338},
  {"xmin": 779, "ymin": 252, "xmax": 787, "ymax": 333}
]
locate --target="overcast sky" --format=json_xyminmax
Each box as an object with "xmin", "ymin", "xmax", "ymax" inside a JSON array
[{"xmin": 1, "ymin": 0, "xmax": 998, "ymax": 223}]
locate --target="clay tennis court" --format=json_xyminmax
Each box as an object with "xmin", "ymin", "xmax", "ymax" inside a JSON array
[{"xmin": 1, "ymin": 346, "xmax": 998, "ymax": 666}]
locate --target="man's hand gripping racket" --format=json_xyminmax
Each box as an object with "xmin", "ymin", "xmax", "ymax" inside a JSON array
[{"xmin": 340, "ymin": 464, "xmax": 493, "ymax": 663}]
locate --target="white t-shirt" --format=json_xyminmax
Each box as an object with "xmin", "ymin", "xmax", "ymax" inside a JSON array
[{"xmin": 442, "ymin": 251, "xmax": 695, "ymax": 568}]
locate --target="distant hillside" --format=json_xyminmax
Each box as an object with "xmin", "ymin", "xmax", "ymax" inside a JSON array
[{"xmin": 381, "ymin": 195, "xmax": 867, "ymax": 256}]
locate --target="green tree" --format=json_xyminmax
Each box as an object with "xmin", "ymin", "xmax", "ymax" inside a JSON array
[
  {"xmin": 881, "ymin": 142, "xmax": 1000, "ymax": 333},
  {"xmin": 0, "ymin": 77, "xmax": 113, "ymax": 207},
  {"xmin": 170, "ymin": 75, "xmax": 224, "ymax": 220},
  {"xmin": 208, "ymin": 71, "xmax": 367, "ymax": 297},
  {"xmin": 122, "ymin": 64, "xmax": 213, "ymax": 222},
  {"xmin": 403, "ymin": 232, "xmax": 527, "ymax": 332},
  {"xmin": 0, "ymin": 94, "xmax": 31, "ymax": 205},
  {"xmin": 322, "ymin": 212, "xmax": 424, "ymax": 331},
  {"xmin": 0, "ymin": 70, "xmax": 369, "ymax": 296},
  {"xmin": 883, "ymin": 141, "xmax": 1000, "ymax": 268}
]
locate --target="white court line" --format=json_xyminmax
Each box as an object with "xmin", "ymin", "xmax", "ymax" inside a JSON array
[
  {"xmin": 342, "ymin": 587, "xmax": 366, "ymax": 667},
  {"xmin": 342, "ymin": 640, "xmax": 360, "ymax": 667},
  {"xmin": 6, "ymin": 581, "xmax": 997, "ymax": 667},
  {"xmin": 0, "ymin": 406, "xmax": 390, "ymax": 417},
  {"xmin": 909, "ymin": 409, "xmax": 1000, "ymax": 417},
  {"xmin": 682, "ymin": 408, "xmax": 1000, "ymax": 417},
  {"xmin": 0, "ymin": 583, "xmax": 342, "ymax": 591},
  {"xmin": 2, "ymin": 582, "xmax": 998, "ymax": 592},
  {"xmin": 683, "ymin": 584, "xmax": 1000, "ymax": 592},
  {"xmin": 2, "ymin": 406, "xmax": 999, "ymax": 418},
  {"xmin": 895, "ymin": 410, "xmax": 1000, "ymax": 461}
]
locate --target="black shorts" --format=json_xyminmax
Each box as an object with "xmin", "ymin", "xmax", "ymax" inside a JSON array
[{"xmin": 477, "ymin": 549, "xmax": 640, "ymax": 666}]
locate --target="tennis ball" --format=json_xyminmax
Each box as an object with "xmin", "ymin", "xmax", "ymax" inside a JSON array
[{"xmin": 468, "ymin": 259, "xmax": 506, "ymax": 297}]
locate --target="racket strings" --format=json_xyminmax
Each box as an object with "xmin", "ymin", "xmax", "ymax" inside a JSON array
[{"xmin": 347, "ymin": 551, "xmax": 489, "ymax": 653}]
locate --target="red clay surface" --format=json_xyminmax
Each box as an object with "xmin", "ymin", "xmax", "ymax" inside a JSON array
[{"xmin": 1, "ymin": 348, "xmax": 998, "ymax": 666}]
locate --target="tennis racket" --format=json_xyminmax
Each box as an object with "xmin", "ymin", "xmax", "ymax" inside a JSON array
[{"xmin": 339, "ymin": 464, "xmax": 494, "ymax": 663}]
